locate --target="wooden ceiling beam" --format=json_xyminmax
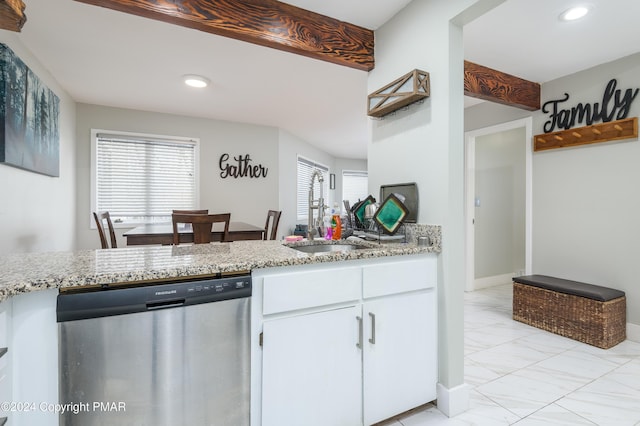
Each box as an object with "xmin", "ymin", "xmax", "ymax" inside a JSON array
[
  {"xmin": 464, "ymin": 60, "xmax": 540, "ymax": 111},
  {"xmin": 0, "ymin": 0, "xmax": 26, "ymax": 32},
  {"xmin": 73, "ymin": 0, "xmax": 375, "ymax": 71}
]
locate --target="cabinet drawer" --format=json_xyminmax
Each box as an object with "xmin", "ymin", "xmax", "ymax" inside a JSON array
[
  {"xmin": 263, "ymin": 266, "xmax": 361, "ymax": 315},
  {"xmin": 363, "ymin": 256, "xmax": 436, "ymax": 299}
]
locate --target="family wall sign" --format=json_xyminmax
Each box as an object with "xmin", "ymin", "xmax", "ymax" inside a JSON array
[
  {"xmin": 534, "ymin": 78, "xmax": 639, "ymax": 151},
  {"xmin": 219, "ymin": 153, "xmax": 268, "ymax": 179}
]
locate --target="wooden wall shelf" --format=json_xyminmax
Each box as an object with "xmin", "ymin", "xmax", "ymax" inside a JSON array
[
  {"xmin": 534, "ymin": 117, "xmax": 638, "ymax": 152},
  {"xmin": 367, "ymin": 69, "xmax": 430, "ymax": 118}
]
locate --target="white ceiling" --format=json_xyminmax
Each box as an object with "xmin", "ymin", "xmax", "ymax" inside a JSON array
[{"xmin": 15, "ymin": 0, "xmax": 640, "ymax": 160}]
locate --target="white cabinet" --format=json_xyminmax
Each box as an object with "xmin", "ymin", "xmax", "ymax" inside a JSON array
[
  {"xmin": 0, "ymin": 299, "xmax": 11, "ymax": 425},
  {"xmin": 261, "ymin": 306, "xmax": 362, "ymax": 426},
  {"xmin": 361, "ymin": 256, "xmax": 437, "ymax": 424},
  {"xmin": 362, "ymin": 292, "xmax": 437, "ymax": 425},
  {"xmin": 254, "ymin": 254, "xmax": 438, "ymax": 426}
]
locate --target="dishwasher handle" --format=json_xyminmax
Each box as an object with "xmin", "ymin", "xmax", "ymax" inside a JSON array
[{"xmin": 146, "ymin": 299, "xmax": 186, "ymax": 311}]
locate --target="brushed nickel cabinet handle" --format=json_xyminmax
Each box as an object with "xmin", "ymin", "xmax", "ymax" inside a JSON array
[
  {"xmin": 368, "ymin": 312, "xmax": 376, "ymax": 344},
  {"xmin": 356, "ymin": 316, "xmax": 363, "ymax": 349}
]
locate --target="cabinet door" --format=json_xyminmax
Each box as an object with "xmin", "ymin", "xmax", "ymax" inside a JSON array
[
  {"xmin": 363, "ymin": 291, "xmax": 437, "ymax": 425},
  {"xmin": 262, "ymin": 306, "xmax": 362, "ymax": 426},
  {"xmin": 0, "ymin": 299, "xmax": 10, "ymax": 425}
]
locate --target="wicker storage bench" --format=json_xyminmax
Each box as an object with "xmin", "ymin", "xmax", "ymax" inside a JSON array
[{"xmin": 512, "ymin": 275, "xmax": 626, "ymax": 349}]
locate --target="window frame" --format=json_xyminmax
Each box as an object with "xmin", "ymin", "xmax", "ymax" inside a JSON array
[
  {"xmin": 90, "ymin": 129, "xmax": 200, "ymax": 228},
  {"xmin": 341, "ymin": 169, "xmax": 369, "ymax": 207}
]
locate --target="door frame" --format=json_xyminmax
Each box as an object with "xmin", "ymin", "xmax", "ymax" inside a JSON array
[{"xmin": 464, "ymin": 117, "xmax": 533, "ymax": 292}]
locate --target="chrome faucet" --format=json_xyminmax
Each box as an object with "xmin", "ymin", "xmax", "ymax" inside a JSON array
[{"xmin": 307, "ymin": 169, "xmax": 326, "ymax": 240}]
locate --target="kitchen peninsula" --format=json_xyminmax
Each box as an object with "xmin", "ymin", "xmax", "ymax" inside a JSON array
[{"xmin": 0, "ymin": 227, "xmax": 440, "ymax": 426}]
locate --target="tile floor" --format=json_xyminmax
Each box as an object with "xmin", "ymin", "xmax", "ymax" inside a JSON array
[{"xmin": 392, "ymin": 283, "xmax": 640, "ymax": 426}]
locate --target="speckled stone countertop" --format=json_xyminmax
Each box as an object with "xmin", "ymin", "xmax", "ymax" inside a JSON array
[{"xmin": 0, "ymin": 224, "xmax": 441, "ymax": 302}]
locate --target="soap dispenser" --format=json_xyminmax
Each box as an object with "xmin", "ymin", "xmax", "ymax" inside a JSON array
[{"xmin": 331, "ymin": 203, "xmax": 341, "ymax": 240}]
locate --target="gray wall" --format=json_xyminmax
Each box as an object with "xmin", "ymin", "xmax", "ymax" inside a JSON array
[
  {"xmin": 76, "ymin": 105, "xmax": 368, "ymax": 249},
  {"xmin": 465, "ymin": 52, "xmax": 640, "ymax": 325},
  {"xmin": 76, "ymin": 103, "xmax": 280, "ymax": 249},
  {"xmin": 0, "ymin": 35, "xmax": 77, "ymax": 255},
  {"xmin": 474, "ymin": 127, "xmax": 526, "ymax": 278},
  {"xmin": 533, "ymin": 53, "xmax": 640, "ymax": 325}
]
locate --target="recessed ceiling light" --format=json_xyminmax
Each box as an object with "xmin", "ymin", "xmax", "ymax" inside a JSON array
[
  {"xmin": 183, "ymin": 74, "xmax": 210, "ymax": 88},
  {"xmin": 559, "ymin": 5, "xmax": 591, "ymax": 21}
]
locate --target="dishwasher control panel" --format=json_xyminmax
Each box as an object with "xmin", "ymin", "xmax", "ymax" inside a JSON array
[
  {"xmin": 57, "ymin": 275, "xmax": 252, "ymax": 322},
  {"xmin": 187, "ymin": 277, "xmax": 251, "ymax": 294}
]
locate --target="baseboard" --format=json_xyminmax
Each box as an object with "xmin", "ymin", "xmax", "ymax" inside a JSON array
[
  {"xmin": 627, "ymin": 323, "xmax": 640, "ymax": 343},
  {"xmin": 473, "ymin": 273, "xmax": 514, "ymax": 290},
  {"xmin": 436, "ymin": 382, "xmax": 470, "ymax": 417}
]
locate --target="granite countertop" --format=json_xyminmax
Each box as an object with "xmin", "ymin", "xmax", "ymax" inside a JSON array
[{"xmin": 0, "ymin": 225, "xmax": 441, "ymax": 302}]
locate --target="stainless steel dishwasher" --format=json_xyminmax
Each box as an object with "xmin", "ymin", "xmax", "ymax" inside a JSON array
[{"xmin": 57, "ymin": 275, "xmax": 251, "ymax": 426}]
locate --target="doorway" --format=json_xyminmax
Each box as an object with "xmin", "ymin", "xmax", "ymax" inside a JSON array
[{"xmin": 465, "ymin": 118, "xmax": 532, "ymax": 292}]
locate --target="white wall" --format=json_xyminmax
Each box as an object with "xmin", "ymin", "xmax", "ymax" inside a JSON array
[
  {"xmin": 0, "ymin": 34, "xmax": 76, "ymax": 255},
  {"xmin": 76, "ymin": 105, "xmax": 363, "ymax": 248},
  {"xmin": 76, "ymin": 103, "xmax": 280, "ymax": 249},
  {"xmin": 369, "ymin": 0, "xmax": 505, "ymax": 412},
  {"xmin": 466, "ymin": 52, "xmax": 640, "ymax": 326},
  {"xmin": 278, "ymin": 129, "xmax": 335, "ymax": 237},
  {"xmin": 334, "ymin": 157, "xmax": 368, "ymax": 211}
]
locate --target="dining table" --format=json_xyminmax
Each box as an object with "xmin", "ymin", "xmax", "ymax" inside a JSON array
[{"xmin": 123, "ymin": 221, "xmax": 265, "ymax": 246}]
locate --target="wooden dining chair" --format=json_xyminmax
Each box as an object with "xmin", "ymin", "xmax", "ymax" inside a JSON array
[
  {"xmin": 264, "ymin": 210, "xmax": 282, "ymax": 240},
  {"xmin": 172, "ymin": 213, "xmax": 231, "ymax": 244},
  {"xmin": 93, "ymin": 211, "xmax": 117, "ymax": 249}
]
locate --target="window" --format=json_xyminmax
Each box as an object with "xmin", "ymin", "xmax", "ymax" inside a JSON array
[
  {"xmin": 342, "ymin": 170, "xmax": 368, "ymax": 206},
  {"xmin": 92, "ymin": 130, "xmax": 199, "ymax": 226},
  {"xmin": 297, "ymin": 156, "xmax": 329, "ymax": 221}
]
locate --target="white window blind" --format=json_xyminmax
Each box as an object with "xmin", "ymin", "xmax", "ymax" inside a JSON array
[
  {"xmin": 297, "ymin": 156, "xmax": 329, "ymax": 221},
  {"xmin": 94, "ymin": 132, "xmax": 198, "ymax": 225},
  {"xmin": 342, "ymin": 170, "xmax": 368, "ymax": 206}
]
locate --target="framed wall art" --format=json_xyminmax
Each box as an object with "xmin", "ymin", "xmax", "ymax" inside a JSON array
[{"xmin": 0, "ymin": 43, "xmax": 60, "ymax": 177}]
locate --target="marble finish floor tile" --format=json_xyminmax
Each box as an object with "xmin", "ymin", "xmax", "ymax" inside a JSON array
[
  {"xmin": 464, "ymin": 307, "xmax": 513, "ymax": 331},
  {"xmin": 527, "ymin": 349, "xmax": 620, "ymax": 383},
  {"xmin": 513, "ymin": 403, "xmax": 597, "ymax": 425},
  {"xmin": 466, "ymin": 338, "xmax": 552, "ymax": 376},
  {"xmin": 511, "ymin": 331, "xmax": 580, "ymax": 355},
  {"xmin": 465, "ymin": 322, "xmax": 540, "ymax": 354},
  {"xmin": 395, "ymin": 283, "xmax": 640, "ymax": 426},
  {"xmin": 398, "ymin": 392, "xmax": 518, "ymax": 426},
  {"xmin": 572, "ymin": 339, "xmax": 640, "ymax": 366},
  {"xmin": 555, "ymin": 374, "xmax": 640, "ymax": 426},
  {"xmin": 464, "ymin": 358, "xmax": 503, "ymax": 388},
  {"xmin": 475, "ymin": 366, "xmax": 584, "ymax": 418}
]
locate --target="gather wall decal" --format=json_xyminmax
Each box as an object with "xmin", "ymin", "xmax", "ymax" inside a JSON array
[{"xmin": 219, "ymin": 153, "xmax": 268, "ymax": 179}]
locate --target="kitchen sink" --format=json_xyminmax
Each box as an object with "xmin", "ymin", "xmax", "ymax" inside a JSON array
[{"xmin": 290, "ymin": 243, "xmax": 369, "ymax": 254}]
